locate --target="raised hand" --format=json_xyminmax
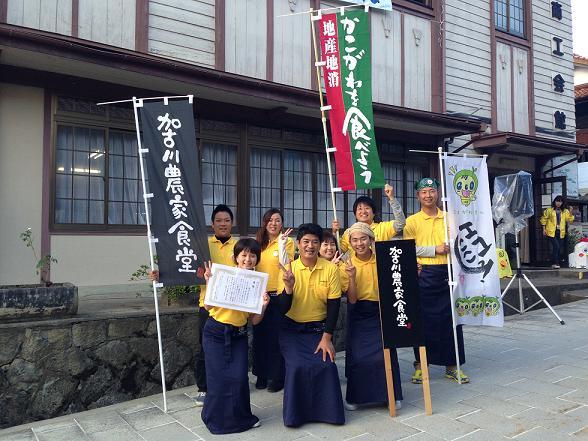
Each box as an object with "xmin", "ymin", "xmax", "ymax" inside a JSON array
[
  {"xmin": 331, "ymin": 251, "xmax": 342, "ymax": 264},
  {"xmin": 279, "ymin": 228, "xmax": 293, "ymax": 241},
  {"xmin": 203, "ymin": 261, "xmax": 213, "ymax": 284},
  {"xmin": 331, "ymin": 219, "xmax": 341, "ymax": 234},
  {"xmin": 384, "ymin": 183, "xmax": 394, "ymax": 199},
  {"xmin": 148, "ymin": 270, "xmax": 159, "ymax": 282},
  {"xmin": 344, "ymin": 259, "xmax": 356, "ymax": 280},
  {"xmin": 279, "ymin": 262, "xmax": 295, "ymax": 293}
]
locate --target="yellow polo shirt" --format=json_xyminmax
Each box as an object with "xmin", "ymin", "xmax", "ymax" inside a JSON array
[
  {"xmin": 340, "ymin": 221, "xmax": 397, "ymax": 254},
  {"xmin": 403, "ymin": 209, "xmax": 448, "ymax": 265},
  {"xmin": 339, "ymin": 253, "xmax": 379, "ymax": 302},
  {"xmin": 199, "ymin": 235, "xmax": 238, "ymax": 308},
  {"xmin": 277, "ymin": 257, "xmax": 341, "ymax": 323},
  {"xmin": 256, "ymin": 237, "xmax": 295, "ymax": 292},
  {"xmin": 208, "ymin": 307, "xmax": 249, "ymax": 327}
]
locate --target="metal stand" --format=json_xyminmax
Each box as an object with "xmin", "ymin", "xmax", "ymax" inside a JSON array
[{"xmin": 500, "ymin": 232, "xmax": 565, "ymax": 325}]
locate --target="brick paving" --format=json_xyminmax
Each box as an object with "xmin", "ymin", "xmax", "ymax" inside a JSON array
[{"xmin": 2, "ymin": 299, "xmax": 588, "ymax": 441}]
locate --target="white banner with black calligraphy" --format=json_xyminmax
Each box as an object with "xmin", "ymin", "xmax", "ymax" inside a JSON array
[
  {"xmin": 445, "ymin": 155, "xmax": 504, "ymax": 327},
  {"xmin": 139, "ymin": 98, "xmax": 209, "ymax": 286}
]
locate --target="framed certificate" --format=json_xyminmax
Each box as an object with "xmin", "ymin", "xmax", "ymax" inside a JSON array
[{"xmin": 204, "ymin": 263, "xmax": 269, "ymax": 315}]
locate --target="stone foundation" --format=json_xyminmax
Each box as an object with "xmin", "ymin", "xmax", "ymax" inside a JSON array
[{"xmin": 0, "ymin": 311, "xmax": 198, "ymax": 429}]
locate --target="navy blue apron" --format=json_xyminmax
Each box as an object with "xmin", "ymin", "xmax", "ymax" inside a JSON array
[
  {"xmin": 346, "ymin": 300, "xmax": 403, "ymax": 405},
  {"xmin": 252, "ymin": 293, "xmax": 285, "ymax": 384},
  {"xmin": 279, "ymin": 317, "xmax": 345, "ymax": 427},
  {"xmin": 201, "ymin": 317, "xmax": 259, "ymax": 434},
  {"xmin": 413, "ymin": 265, "xmax": 465, "ymax": 366}
]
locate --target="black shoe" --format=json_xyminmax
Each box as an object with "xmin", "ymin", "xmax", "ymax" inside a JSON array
[
  {"xmin": 255, "ymin": 378, "xmax": 267, "ymax": 389},
  {"xmin": 267, "ymin": 380, "xmax": 284, "ymax": 393}
]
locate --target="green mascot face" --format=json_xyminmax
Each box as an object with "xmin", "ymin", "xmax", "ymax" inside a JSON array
[
  {"xmin": 453, "ymin": 170, "xmax": 478, "ymax": 207},
  {"xmin": 470, "ymin": 296, "xmax": 484, "ymax": 317},
  {"xmin": 455, "ymin": 297, "xmax": 471, "ymax": 317},
  {"xmin": 484, "ymin": 297, "xmax": 501, "ymax": 317}
]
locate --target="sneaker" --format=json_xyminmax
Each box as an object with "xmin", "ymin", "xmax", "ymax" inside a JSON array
[
  {"xmin": 252, "ymin": 420, "xmax": 261, "ymax": 428},
  {"xmin": 411, "ymin": 369, "xmax": 423, "ymax": 384},
  {"xmin": 267, "ymin": 380, "xmax": 284, "ymax": 393},
  {"xmin": 445, "ymin": 368, "xmax": 470, "ymax": 384},
  {"xmin": 344, "ymin": 401, "xmax": 359, "ymax": 411},
  {"xmin": 195, "ymin": 391, "xmax": 206, "ymax": 406},
  {"xmin": 255, "ymin": 378, "xmax": 267, "ymax": 390},
  {"xmin": 395, "ymin": 400, "xmax": 402, "ymax": 410}
]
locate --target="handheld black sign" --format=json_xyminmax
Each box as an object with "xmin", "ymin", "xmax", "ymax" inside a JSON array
[
  {"xmin": 375, "ymin": 240, "xmax": 424, "ymax": 348},
  {"xmin": 139, "ymin": 98, "xmax": 209, "ymax": 286}
]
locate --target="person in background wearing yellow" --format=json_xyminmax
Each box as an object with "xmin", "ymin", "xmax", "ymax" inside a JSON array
[
  {"xmin": 540, "ymin": 195, "xmax": 575, "ymax": 269},
  {"xmin": 252, "ymin": 209, "xmax": 295, "ymax": 392},
  {"xmin": 277, "ymin": 223, "xmax": 345, "ymax": 427},
  {"xmin": 403, "ymin": 178, "xmax": 468, "ymax": 385},
  {"xmin": 196, "ymin": 205, "xmax": 237, "ymax": 405},
  {"xmin": 332, "ymin": 184, "xmax": 405, "ymax": 254},
  {"xmin": 201, "ymin": 238, "xmax": 270, "ymax": 434},
  {"xmin": 340, "ymin": 223, "xmax": 403, "ymax": 411}
]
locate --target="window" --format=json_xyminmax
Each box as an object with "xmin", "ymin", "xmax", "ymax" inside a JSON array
[
  {"xmin": 283, "ymin": 151, "xmax": 313, "ymax": 227},
  {"xmin": 316, "ymin": 156, "xmax": 344, "ymax": 228},
  {"xmin": 201, "ymin": 142, "xmax": 238, "ymax": 225},
  {"xmin": 250, "ymin": 148, "xmax": 281, "ymax": 228},
  {"xmin": 495, "ymin": 0, "xmax": 525, "ymax": 38},
  {"xmin": 54, "ymin": 125, "xmax": 147, "ymax": 226},
  {"xmin": 53, "ymin": 97, "xmax": 148, "ymax": 229}
]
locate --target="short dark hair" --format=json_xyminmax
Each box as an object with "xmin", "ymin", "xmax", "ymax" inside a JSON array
[
  {"xmin": 233, "ymin": 238, "xmax": 261, "ymax": 263},
  {"xmin": 321, "ymin": 230, "xmax": 339, "ymax": 251},
  {"xmin": 211, "ymin": 204, "xmax": 234, "ymax": 223},
  {"xmin": 296, "ymin": 223, "xmax": 323, "ymax": 242},
  {"xmin": 353, "ymin": 196, "xmax": 377, "ymax": 216}
]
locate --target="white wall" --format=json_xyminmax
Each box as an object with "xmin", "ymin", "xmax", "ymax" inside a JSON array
[
  {"xmin": 532, "ymin": 0, "xmax": 576, "ymax": 138},
  {"xmin": 78, "ymin": 0, "xmax": 136, "ymax": 50},
  {"xmin": 574, "ymin": 64, "xmax": 588, "ymax": 85},
  {"xmin": 0, "ymin": 84, "xmax": 44, "ymax": 285},
  {"xmin": 148, "ymin": 0, "xmax": 215, "ymax": 67},
  {"xmin": 51, "ymin": 235, "xmax": 150, "ymax": 286},
  {"xmin": 225, "ymin": 0, "xmax": 267, "ymax": 79},
  {"xmin": 444, "ymin": 0, "xmax": 492, "ymax": 121},
  {"xmin": 7, "ymin": 0, "xmax": 72, "ymax": 36}
]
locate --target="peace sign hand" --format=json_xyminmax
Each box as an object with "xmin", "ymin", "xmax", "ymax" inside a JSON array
[
  {"xmin": 344, "ymin": 259, "xmax": 356, "ymax": 280},
  {"xmin": 203, "ymin": 261, "xmax": 213, "ymax": 284},
  {"xmin": 279, "ymin": 262, "xmax": 295, "ymax": 294},
  {"xmin": 279, "ymin": 228, "xmax": 293, "ymax": 242},
  {"xmin": 331, "ymin": 251, "xmax": 342, "ymax": 264}
]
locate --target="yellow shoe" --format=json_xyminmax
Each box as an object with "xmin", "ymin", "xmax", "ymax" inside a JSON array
[
  {"xmin": 445, "ymin": 368, "xmax": 469, "ymax": 383},
  {"xmin": 411, "ymin": 369, "xmax": 423, "ymax": 384}
]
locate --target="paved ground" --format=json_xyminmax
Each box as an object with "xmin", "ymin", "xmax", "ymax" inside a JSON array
[{"xmin": 2, "ymin": 298, "xmax": 588, "ymax": 441}]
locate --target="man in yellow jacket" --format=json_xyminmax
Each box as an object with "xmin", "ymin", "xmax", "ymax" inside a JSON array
[{"xmin": 540, "ymin": 195, "xmax": 574, "ymax": 269}]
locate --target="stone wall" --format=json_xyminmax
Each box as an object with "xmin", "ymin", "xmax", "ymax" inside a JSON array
[{"xmin": 0, "ymin": 311, "xmax": 198, "ymax": 429}]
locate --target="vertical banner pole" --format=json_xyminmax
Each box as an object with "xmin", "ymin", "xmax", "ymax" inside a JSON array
[
  {"xmin": 437, "ymin": 146, "xmax": 462, "ymax": 385},
  {"xmin": 310, "ymin": 8, "xmax": 340, "ymax": 242},
  {"xmin": 383, "ymin": 349, "xmax": 397, "ymax": 417},
  {"xmin": 132, "ymin": 96, "xmax": 168, "ymax": 412}
]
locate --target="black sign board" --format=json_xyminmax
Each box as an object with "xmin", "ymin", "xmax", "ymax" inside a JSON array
[
  {"xmin": 375, "ymin": 240, "xmax": 424, "ymax": 348},
  {"xmin": 139, "ymin": 98, "xmax": 209, "ymax": 286}
]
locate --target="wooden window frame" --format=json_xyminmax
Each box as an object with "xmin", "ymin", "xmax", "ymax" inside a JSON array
[{"xmin": 494, "ymin": 0, "xmax": 528, "ymax": 42}]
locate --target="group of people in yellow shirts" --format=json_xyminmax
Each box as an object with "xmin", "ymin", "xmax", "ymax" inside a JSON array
[{"xmin": 153, "ymin": 177, "xmax": 468, "ymax": 435}]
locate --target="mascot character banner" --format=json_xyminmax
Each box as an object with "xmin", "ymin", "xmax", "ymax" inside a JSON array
[{"xmin": 444, "ymin": 155, "xmax": 504, "ymax": 327}]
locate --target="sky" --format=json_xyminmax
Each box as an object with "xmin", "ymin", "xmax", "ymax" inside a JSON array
[{"xmin": 572, "ymin": 0, "xmax": 588, "ymax": 57}]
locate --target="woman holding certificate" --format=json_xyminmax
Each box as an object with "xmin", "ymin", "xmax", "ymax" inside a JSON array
[
  {"xmin": 253, "ymin": 209, "xmax": 295, "ymax": 392},
  {"xmin": 201, "ymin": 238, "xmax": 270, "ymax": 434},
  {"xmin": 340, "ymin": 223, "xmax": 403, "ymax": 411}
]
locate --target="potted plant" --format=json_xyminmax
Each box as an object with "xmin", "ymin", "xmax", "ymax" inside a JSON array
[
  {"xmin": 130, "ymin": 259, "xmax": 200, "ymax": 307},
  {"xmin": 0, "ymin": 228, "xmax": 77, "ymax": 321}
]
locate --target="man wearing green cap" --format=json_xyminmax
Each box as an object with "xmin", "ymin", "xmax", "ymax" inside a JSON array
[{"xmin": 403, "ymin": 177, "xmax": 468, "ymax": 384}]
